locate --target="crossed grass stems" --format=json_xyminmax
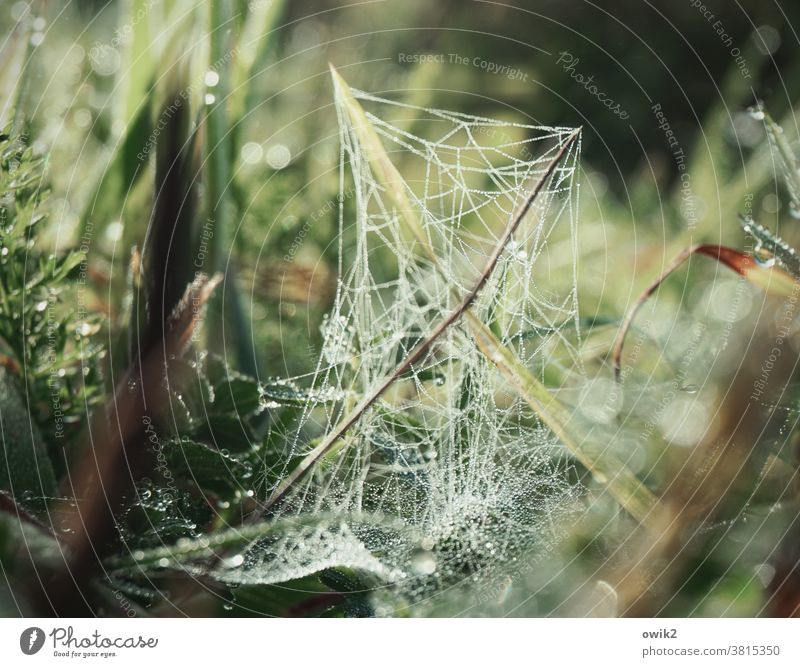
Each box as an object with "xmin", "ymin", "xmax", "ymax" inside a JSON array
[{"xmin": 261, "ymin": 67, "xmax": 659, "ymax": 530}]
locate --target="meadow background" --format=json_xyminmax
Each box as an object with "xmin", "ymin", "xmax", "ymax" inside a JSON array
[{"xmin": 2, "ymin": 0, "xmax": 800, "ymax": 617}]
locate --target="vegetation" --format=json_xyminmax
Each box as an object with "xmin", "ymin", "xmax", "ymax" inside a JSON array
[{"xmin": 2, "ymin": 0, "xmax": 800, "ymax": 617}]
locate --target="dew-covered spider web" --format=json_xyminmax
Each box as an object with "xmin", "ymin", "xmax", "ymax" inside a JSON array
[{"xmin": 218, "ymin": 90, "xmax": 585, "ymax": 614}]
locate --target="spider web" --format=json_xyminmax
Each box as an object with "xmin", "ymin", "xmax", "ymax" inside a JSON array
[{"xmin": 224, "ymin": 91, "xmax": 584, "ymax": 613}]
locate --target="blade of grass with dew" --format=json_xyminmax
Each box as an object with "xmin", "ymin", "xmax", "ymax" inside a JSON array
[
  {"xmin": 105, "ymin": 512, "xmax": 407, "ymax": 574},
  {"xmin": 267, "ymin": 66, "xmax": 660, "ymax": 527},
  {"xmin": 761, "ymin": 105, "xmax": 800, "ymax": 212},
  {"xmin": 741, "ymin": 214, "xmax": 800, "ymax": 277}
]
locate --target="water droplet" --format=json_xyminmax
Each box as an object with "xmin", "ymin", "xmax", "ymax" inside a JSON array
[
  {"xmin": 589, "ymin": 580, "xmax": 618, "ymax": 617},
  {"xmin": 35, "ymin": 300, "xmax": 47, "ymax": 312},
  {"xmin": 754, "ymin": 563, "xmax": 776, "ymax": 587},
  {"xmin": 204, "ymin": 70, "xmax": 220, "ymax": 88},
  {"xmin": 747, "ymin": 103, "xmax": 766, "ymax": 122},
  {"xmin": 658, "ymin": 396, "xmax": 712, "ymax": 447},
  {"xmin": 241, "ymin": 142, "xmax": 264, "ymax": 164},
  {"xmin": 73, "ymin": 108, "xmax": 92, "ymax": 129},
  {"xmin": 410, "ymin": 549, "xmax": 437, "ymax": 575},
  {"xmin": 753, "ymin": 25, "xmax": 781, "ymax": 56},
  {"xmin": 10, "ymin": 2, "xmax": 30, "ymax": 22},
  {"xmin": 76, "ymin": 321, "xmax": 97, "ymax": 337},
  {"xmin": 755, "ymin": 248, "xmax": 776, "ymax": 268},
  {"xmin": 578, "ymin": 377, "xmax": 622, "ymax": 424},
  {"xmin": 225, "ymin": 554, "xmax": 245, "ymax": 567},
  {"xmin": 320, "ymin": 314, "xmax": 354, "ymax": 364},
  {"xmin": 89, "ymin": 44, "xmax": 120, "ymax": 76},
  {"xmin": 266, "ymin": 144, "xmax": 291, "ymax": 170},
  {"xmin": 204, "ymin": 93, "xmax": 216, "ymax": 106}
]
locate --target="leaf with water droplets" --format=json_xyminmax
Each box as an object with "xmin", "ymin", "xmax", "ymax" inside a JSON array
[
  {"xmin": 161, "ymin": 438, "xmax": 253, "ymax": 497},
  {"xmin": 758, "ymin": 104, "xmax": 800, "ymax": 211},
  {"xmin": 191, "ymin": 414, "xmax": 256, "ymax": 452},
  {"xmin": 212, "ymin": 377, "xmax": 263, "ymax": 416},
  {"xmin": 0, "ymin": 366, "xmax": 57, "ymax": 511},
  {"xmin": 740, "ymin": 216, "xmax": 800, "ymax": 279}
]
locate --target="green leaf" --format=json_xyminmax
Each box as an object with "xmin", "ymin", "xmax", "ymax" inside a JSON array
[
  {"xmin": 107, "ymin": 514, "xmax": 408, "ymax": 590},
  {"xmin": 0, "ymin": 366, "xmax": 57, "ymax": 509},
  {"xmin": 212, "ymin": 377, "xmax": 262, "ymax": 416},
  {"xmin": 191, "ymin": 414, "xmax": 256, "ymax": 452},
  {"xmin": 162, "ymin": 438, "xmax": 253, "ymax": 496}
]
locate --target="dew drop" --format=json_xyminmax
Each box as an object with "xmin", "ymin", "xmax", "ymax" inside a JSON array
[
  {"xmin": 241, "ymin": 141, "xmax": 264, "ymax": 165},
  {"xmin": 410, "ymin": 549, "xmax": 437, "ymax": 576},
  {"xmin": 204, "ymin": 70, "xmax": 220, "ymax": 88},
  {"xmin": 747, "ymin": 107, "xmax": 765, "ymax": 122},
  {"xmin": 755, "ymin": 249, "xmax": 776, "ymax": 268},
  {"xmin": 266, "ymin": 144, "xmax": 291, "ymax": 170},
  {"xmin": 225, "ymin": 554, "xmax": 245, "ymax": 567},
  {"xmin": 89, "ymin": 44, "xmax": 121, "ymax": 76},
  {"xmin": 10, "ymin": 2, "xmax": 30, "ymax": 22}
]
